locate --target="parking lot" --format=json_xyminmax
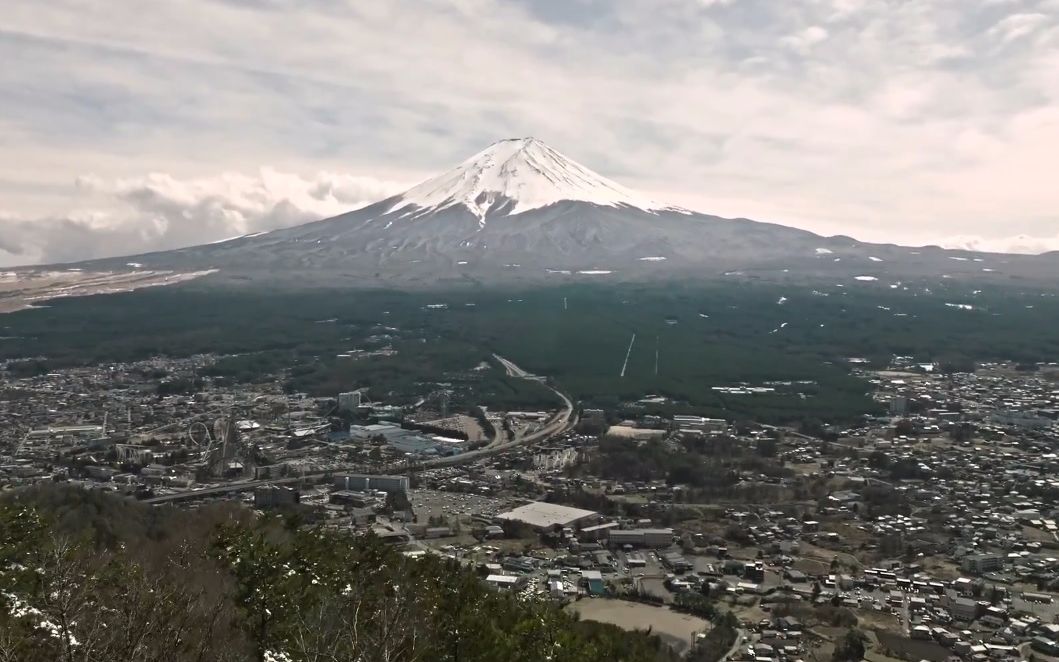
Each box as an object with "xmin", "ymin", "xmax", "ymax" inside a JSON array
[{"xmin": 410, "ymin": 488, "xmax": 514, "ymax": 522}]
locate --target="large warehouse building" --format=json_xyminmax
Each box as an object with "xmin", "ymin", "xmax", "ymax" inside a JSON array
[{"xmin": 496, "ymin": 501, "xmax": 600, "ymax": 531}]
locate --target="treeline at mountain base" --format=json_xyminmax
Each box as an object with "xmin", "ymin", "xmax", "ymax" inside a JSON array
[{"xmin": 5, "ymin": 281, "xmax": 1057, "ymax": 423}]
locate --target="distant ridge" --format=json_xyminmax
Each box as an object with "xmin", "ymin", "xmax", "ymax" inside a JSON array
[{"xmin": 30, "ymin": 137, "xmax": 1059, "ymax": 291}]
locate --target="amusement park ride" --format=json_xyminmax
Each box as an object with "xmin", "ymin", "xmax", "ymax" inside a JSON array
[{"xmin": 187, "ymin": 410, "xmax": 256, "ymax": 479}]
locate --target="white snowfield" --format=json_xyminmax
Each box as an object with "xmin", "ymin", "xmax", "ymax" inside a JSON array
[{"xmin": 388, "ymin": 137, "xmax": 684, "ymax": 219}]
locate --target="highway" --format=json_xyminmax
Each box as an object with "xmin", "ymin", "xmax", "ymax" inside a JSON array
[
  {"xmin": 399, "ymin": 355, "xmax": 576, "ymax": 468},
  {"xmin": 142, "ymin": 474, "xmax": 310, "ymax": 504},
  {"xmin": 143, "ymin": 355, "xmax": 575, "ymax": 505}
]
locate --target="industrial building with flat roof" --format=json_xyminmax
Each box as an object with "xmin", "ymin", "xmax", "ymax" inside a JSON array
[
  {"xmin": 485, "ymin": 574, "xmax": 525, "ymax": 591},
  {"xmin": 581, "ymin": 570, "xmax": 605, "ymax": 595},
  {"xmin": 333, "ymin": 474, "xmax": 409, "ymax": 493},
  {"xmin": 607, "ymin": 528, "xmax": 674, "ymax": 548},
  {"xmin": 349, "ymin": 423, "xmax": 464, "ymax": 457},
  {"xmin": 496, "ymin": 501, "xmax": 600, "ymax": 530}
]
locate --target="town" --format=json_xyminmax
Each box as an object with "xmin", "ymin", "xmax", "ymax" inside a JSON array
[{"xmin": 2, "ymin": 352, "xmax": 1059, "ymax": 662}]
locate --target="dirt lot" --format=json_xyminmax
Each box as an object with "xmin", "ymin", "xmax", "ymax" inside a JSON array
[
  {"xmin": 567, "ymin": 598, "xmax": 709, "ymax": 655},
  {"xmin": 788, "ymin": 462, "xmax": 823, "ymax": 476},
  {"xmin": 917, "ymin": 555, "xmax": 961, "ymax": 581},
  {"xmin": 1022, "ymin": 525, "xmax": 1059, "ymax": 546},
  {"xmin": 419, "ymin": 414, "xmax": 487, "ymax": 442}
]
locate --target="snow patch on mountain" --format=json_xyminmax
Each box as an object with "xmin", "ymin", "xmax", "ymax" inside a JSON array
[{"xmin": 388, "ymin": 138, "xmax": 682, "ymax": 219}]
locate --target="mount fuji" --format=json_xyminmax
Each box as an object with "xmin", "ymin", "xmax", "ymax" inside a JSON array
[{"xmin": 26, "ymin": 138, "xmax": 1059, "ymax": 290}]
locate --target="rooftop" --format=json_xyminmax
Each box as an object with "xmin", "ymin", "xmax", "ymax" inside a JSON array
[{"xmin": 496, "ymin": 501, "xmax": 598, "ymax": 529}]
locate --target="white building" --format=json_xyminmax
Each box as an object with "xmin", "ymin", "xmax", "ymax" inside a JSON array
[
  {"xmin": 333, "ymin": 474, "xmax": 409, "ymax": 493},
  {"xmin": 496, "ymin": 501, "xmax": 600, "ymax": 531},
  {"xmin": 338, "ymin": 391, "xmax": 363, "ymax": 412},
  {"xmin": 485, "ymin": 574, "xmax": 524, "ymax": 591},
  {"xmin": 962, "ymin": 553, "xmax": 1004, "ymax": 574},
  {"xmin": 672, "ymin": 415, "xmax": 727, "ymax": 433}
]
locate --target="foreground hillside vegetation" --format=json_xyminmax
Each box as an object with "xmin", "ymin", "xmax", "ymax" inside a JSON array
[
  {"xmin": 0, "ymin": 485, "xmax": 677, "ymax": 662},
  {"xmin": 2, "ymin": 280, "xmax": 1058, "ymax": 422}
]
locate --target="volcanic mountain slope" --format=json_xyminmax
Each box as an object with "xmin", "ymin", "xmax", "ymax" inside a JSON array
[{"xmin": 40, "ymin": 138, "xmax": 1059, "ymax": 289}]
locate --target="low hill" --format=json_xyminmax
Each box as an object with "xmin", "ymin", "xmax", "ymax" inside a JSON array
[{"xmin": 0, "ymin": 484, "xmax": 679, "ymax": 662}]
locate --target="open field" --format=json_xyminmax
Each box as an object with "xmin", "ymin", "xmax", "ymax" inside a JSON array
[
  {"xmin": 568, "ymin": 598, "xmax": 709, "ymax": 655},
  {"xmin": 0, "ymin": 269, "xmax": 216, "ymax": 313}
]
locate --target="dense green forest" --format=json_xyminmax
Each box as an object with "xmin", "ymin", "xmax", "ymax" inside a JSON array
[
  {"xmin": 2, "ymin": 279, "xmax": 1057, "ymax": 422},
  {"xmin": 0, "ymin": 485, "xmax": 678, "ymax": 662}
]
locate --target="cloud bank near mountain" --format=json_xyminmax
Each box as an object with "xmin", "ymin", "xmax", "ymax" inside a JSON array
[{"xmin": 0, "ymin": 170, "xmax": 403, "ymax": 266}]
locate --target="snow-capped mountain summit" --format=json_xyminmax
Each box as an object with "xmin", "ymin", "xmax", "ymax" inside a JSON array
[{"xmin": 388, "ymin": 137, "xmax": 682, "ymax": 220}]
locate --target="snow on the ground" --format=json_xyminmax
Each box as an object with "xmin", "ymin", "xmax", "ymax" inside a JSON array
[
  {"xmin": 389, "ymin": 137, "xmax": 685, "ymax": 219},
  {"xmin": 854, "ymin": 276, "xmax": 878, "ymax": 281},
  {"xmin": 209, "ymin": 231, "xmax": 265, "ymax": 245}
]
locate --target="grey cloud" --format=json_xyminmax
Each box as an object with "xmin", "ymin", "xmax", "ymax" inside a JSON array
[{"xmin": 0, "ymin": 0, "xmax": 1058, "ymax": 259}]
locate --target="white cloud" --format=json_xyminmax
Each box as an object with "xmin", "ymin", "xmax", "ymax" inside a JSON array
[
  {"xmin": 0, "ymin": 169, "xmax": 404, "ymax": 266},
  {"xmin": 781, "ymin": 25, "xmax": 830, "ymax": 54},
  {"xmin": 987, "ymin": 12, "xmax": 1050, "ymax": 43}
]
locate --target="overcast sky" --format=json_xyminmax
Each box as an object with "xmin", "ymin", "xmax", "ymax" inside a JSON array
[{"xmin": 2, "ymin": 0, "xmax": 1058, "ymax": 266}]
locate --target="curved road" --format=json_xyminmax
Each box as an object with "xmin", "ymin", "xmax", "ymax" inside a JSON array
[
  {"xmin": 144, "ymin": 355, "xmax": 575, "ymax": 504},
  {"xmin": 410, "ymin": 355, "xmax": 575, "ymax": 468}
]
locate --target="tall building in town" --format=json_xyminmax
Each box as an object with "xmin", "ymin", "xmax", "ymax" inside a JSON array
[{"xmin": 338, "ymin": 391, "xmax": 363, "ymax": 412}]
